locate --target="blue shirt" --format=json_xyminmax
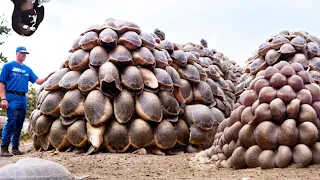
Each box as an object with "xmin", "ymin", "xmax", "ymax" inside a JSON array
[{"xmin": 0, "ymin": 61, "xmax": 38, "ymax": 93}]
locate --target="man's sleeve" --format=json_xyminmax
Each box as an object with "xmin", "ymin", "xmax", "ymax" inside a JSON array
[
  {"xmin": 0, "ymin": 64, "xmax": 9, "ymax": 85},
  {"xmin": 29, "ymin": 68, "xmax": 38, "ymax": 84}
]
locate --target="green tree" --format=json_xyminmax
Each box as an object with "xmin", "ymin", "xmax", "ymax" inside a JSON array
[{"xmin": 0, "ymin": 15, "xmax": 11, "ymax": 63}]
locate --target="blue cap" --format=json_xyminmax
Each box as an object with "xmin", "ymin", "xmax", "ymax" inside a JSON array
[{"xmin": 16, "ymin": 46, "xmax": 29, "ymax": 54}]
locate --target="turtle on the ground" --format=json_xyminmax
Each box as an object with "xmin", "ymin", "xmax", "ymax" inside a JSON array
[{"xmin": 0, "ymin": 157, "xmax": 88, "ymax": 180}]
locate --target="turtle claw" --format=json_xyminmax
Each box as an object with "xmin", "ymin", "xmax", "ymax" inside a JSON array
[
  {"xmin": 74, "ymin": 147, "xmax": 86, "ymax": 154},
  {"xmin": 132, "ymin": 148, "xmax": 147, "ymax": 155},
  {"xmin": 151, "ymin": 148, "xmax": 165, "ymax": 156},
  {"xmin": 86, "ymin": 145, "xmax": 97, "ymax": 155}
]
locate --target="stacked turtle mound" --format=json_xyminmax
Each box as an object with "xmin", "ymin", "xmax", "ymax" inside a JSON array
[
  {"xmin": 28, "ymin": 18, "xmax": 238, "ymax": 155},
  {"xmin": 235, "ymin": 30, "xmax": 320, "ymax": 99},
  {"xmin": 195, "ymin": 30, "xmax": 320, "ymax": 169}
]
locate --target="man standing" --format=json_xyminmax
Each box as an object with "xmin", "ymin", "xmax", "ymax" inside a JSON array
[{"xmin": 0, "ymin": 46, "xmax": 54, "ymax": 156}]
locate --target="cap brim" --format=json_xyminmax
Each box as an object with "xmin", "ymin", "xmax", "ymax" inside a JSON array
[{"xmin": 19, "ymin": 50, "xmax": 29, "ymax": 54}]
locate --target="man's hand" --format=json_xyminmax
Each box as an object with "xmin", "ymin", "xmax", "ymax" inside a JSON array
[{"xmin": 1, "ymin": 99, "xmax": 8, "ymax": 110}]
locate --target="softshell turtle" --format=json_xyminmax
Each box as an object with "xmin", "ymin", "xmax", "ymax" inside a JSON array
[
  {"xmin": 103, "ymin": 120, "xmax": 130, "ymax": 153},
  {"xmin": 139, "ymin": 32, "xmax": 156, "ymax": 50},
  {"xmin": 59, "ymin": 71, "xmax": 82, "ymax": 90},
  {"xmin": 178, "ymin": 64, "xmax": 201, "ymax": 83},
  {"xmin": 153, "ymin": 120, "xmax": 177, "ymax": 154},
  {"xmin": 158, "ymin": 91, "xmax": 180, "ymax": 116},
  {"xmin": 138, "ymin": 67, "xmax": 158, "ymax": 92},
  {"xmin": 160, "ymin": 40, "xmax": 174, "ymax": 53},
  {"xmin": 152, "ymin": 49, "xmax": 168, "ymax": 68},
  {"xmin": 135, "ymin": 91, "xmax": 163, "ymax": 122},
  {"xmin": 98, "ymin": 28, "xmax": 118, "ymax": 50},
  {"xmin": 79, "ymin": 31, "xmax": 98, "ymax": 51},
  {"xmin": 171, "ymin": 50, "xmax": 188, "ymax": 66},
  {"xmin": 98, "ymin": 61, "xmax": 122, "ymax": 98},
  {"xmin": 89, "ymin": 46, "xmax": 109, "ymax": 69},
  {"xmin": 44, "ymin": 68, "xmax": 70, "ymax": 91},
  {"xmin": 185, "ymin": 104, "xmax": 216, "ymax": 130},
  {"xmin": 60, "ymin": 89, "xmax": 85, "ymax": 119},
  {"xmin": 109, "ymin": 45, "xmax": 134, "ymax": 67},
  {"xmin": 118, "ymin": 31, "xmax": 142, "ymax": 50},
  {"xmin": 291, "ymin": 36, "xmax": 307, "ymax": 50},
  {"xmin": 0, "ymin": 157, "xmax": 88, "ymax": 180},
  {"xmin": 121, "ymin": 66, "xmax": 144, "ymax": 93},
  {"xmin": 132, "ymin": 47, "xmax": 155, "ymax": 67},
  {"xmin": 265, "ymin": 49, "xmax": 281, "ymax": 65},
  {"xmin": 113, "ymin": 90, "xmax": 135, "ymax": 124},
  {"xmin": 68, "ymin": 49, "xmax": 90, "ymax": 71},
  {"xmin": 40, "ymin": 90, "xmax": 65, "ymax": 118},
  {"xmin": 128, "ymin": 118, "xmax": 154, "ymax": 150},
  {"xmin": 67, "ymin": 120, "xmax": 88, "ymax": 148},
  {"xmin": 78, "ymin": 69, "xmax": 99, "ymax": 95},
  {"xmin": 49, "ymin": 119, "xmax": 71, "ymax": 151},
  {"xmin": 84, "ymin": 90, "xmax": 113, "ymax": 126},
  {"xmin": 153, "ymin": 68, "xmax": 173, "ymax": 91}
]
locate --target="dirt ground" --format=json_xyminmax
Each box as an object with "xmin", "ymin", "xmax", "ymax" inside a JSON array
[{"xmin": 1, "ymin": 140, "xmax": 320, "ymax": 180}]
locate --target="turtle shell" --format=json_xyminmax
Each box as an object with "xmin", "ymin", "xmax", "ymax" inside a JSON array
[
  {"xmin": 185, "ymin": 104, "xmax": 215, "ymax": 130},
  {"xmin": 290, "ymin": 36, "xmax": 307, "ymax": 50},
  {"xmin": 78, "ymin": 69, "xmax": 99, "ymax": 95},
  {"xmin": 138, "ymin": 67, "xmax": 158, "ymax": 91},
  {"xmin": 153, "ymin": 68, "xmax": 173, "ymax": 91},
  {"xmin": 135, "ymin": 91, "xmax": 163, "ymax": 122},
  {"xmin": 118, "ymin": 31, "xmax": 142, "ymax": 50},
  {"xmin": 44, "ymin": 68, "xmax": 70, "ymax": 91},
  {"xmin": 165, "ymin": 66, "xmax": 181, "ymax": 88},
  {"xmin": 178, "ymin": 64, "xmax": 200, "ymax": 83},
  {"xmin": 109, "ymin": 45, "xmax": 133, "ymax": 66},
  {"xmin": 103, "ymin": 120, "xmax": 130, "ymax": 153},
  {"xmin": 60, "ymin": 89, "xmax": 85, "ymax": 119},
  {"xmin": 206, "ymin": 78, "xmax": 225, "ymax": 99},
  {"xmin": 265, "ymin": 49, "xmax": 281, "ymax": 65},
  {"xmin": 98, "ymin": 28, "xmax": 118, "ymax": 50},
  {"xmin": 192, "ymin": 81, "xmax": 214, "ymax": 104},
  {"xmin": 198, "ymin": 57, "xmax": 212, "ymax": 68},
  {"xmin": 162, "ymin": 49, "xmax": 173, "ymax": 65},
  {"xmin": 289, "ymin": 53, "xmax": 309, "ymax": 69},
  {"xmin": 68, "ymin": 49, "xmax": 90, "ymax": 71},
  {"xmin": 132, "ymin": 47, "xmax": 155, "ymax": 67},
  {"xmin": 203, "ymin": 47, "xmax": 214, "ymax": 57},
  {"xmin": 67, "ymin": 119, "xmax": 88, "ymax": 147},
  {"xmin": 40, "ymin": 91, "xmax": 64, "ymax": 118},
  {"xmin": 79, "ymin": 31, "xmax": 98, "ymax": 51},
  {"xmin": 49, "ymin": 119, "xmax": 71, "ymax": 151},
  {"xmin": 81, "ymin": 24, "xmax": 105, "ymax": 35},
  {"xmin": 185, "ymin": 52, "xmax": 198, "ymax": 64},
  {"xmin": 37, "ymin": 132, "xmax": 52, "ymax": 151},
  {"xmin": 34, "ymin": 115, "xmax": 53, "ymax": 136},
  {"xmin": 103, "ymin": 19, "xmax": 141, "ymax": 35},
  {"xmin": 271, "ymin": 36, "xmax": 290, "ymax": 49},
  {"xmin": 306, "ymin": 42, "xmax": 320, "ymax": 57},
  {"xmin": 84, "ymin": 90, "xmax": 113, "ymax": 126},
  {"xmin": 194, "ymin": 63, "xmax": 207, "ymax": 81},
  {"xmin": 310, "ymin": 57, "xmax": 320, "ymax": 72},
  {"xmin": 151, "ymin": 33, "xmax": 161, "ymax": 43},
  {"xmin": 128, "ymin": 118, "xmax": 154, "ymax": 148},
  {"xmin": 139, "ymin": 32, "xmax": 156, "ymax": 50},
  {"xmin": 154, "ymin": 120, "xmax": 177, "ymax": 149},
  {"xmin": 158, "ymin": 91, "xmax": 179, "ymax": 116},
  {"xmin": 171, "ymin": 50, "xmax": 188, "ymax": 66},
  {"xmin": 258, "ymin": 42, "xmax": 272, "ymax": 56},
  {"xmin": 160, "ymin": 40, "xmax": 174, "ymax": 53},
  {"xmin": 189, "ymin": 125, "xmax": 209, "ymax": 145},
  {"xmin": 152, "ymin": 49, "xmax": 168, "ymax": 68},
  {"xmin": 307, "ymin": 35, "xmax": 320, "ymax": 46},
  {"xmin": 98, "ymin": 62, "xmax": 122, "ymax": 98},
  {"xmin": 121, "ymin": 66, "xmax": 144, "ymax": 92},
  {"xmin": 249, "ymin": 57, "xmax": 267, "ymax": 75},
  {"xmin": 113, "ymin": 90, "xmax": 135, "ymax": 124},
  {"xmin": 278, "ymin": 43, "xmax": 296, "ymax": 54},
  {"xmin": 69, "ymin": 35, "xmax": 82, "ymax": 53},
  {"xmin": 89, "ymin": 46, "xmax": 109, "ymax": 69},
  {"xmin": 58, "ymin": 71, "xmax": 81, "ymax": 90},
  {"xmin": 173, "ymin": 119, "xmax": 189, "ymax": 146},
  {"xmin": 0, "ymin": 158, "xmax": 73, "ymax": 180}
]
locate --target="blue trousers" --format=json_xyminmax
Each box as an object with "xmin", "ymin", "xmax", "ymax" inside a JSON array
[{"xmin": 1, "ymin": 93, "xmax": 27, "ymax": 147}]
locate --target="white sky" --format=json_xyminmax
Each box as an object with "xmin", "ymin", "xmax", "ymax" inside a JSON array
[{"xmin": 1, "ymin": 0, "xmax": 320, "ymax": 90}]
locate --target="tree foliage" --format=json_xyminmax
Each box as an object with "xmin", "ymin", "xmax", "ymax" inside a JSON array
[{"xmin": 0, "ymin": 15, "xmax": 11, "ymax": 63}]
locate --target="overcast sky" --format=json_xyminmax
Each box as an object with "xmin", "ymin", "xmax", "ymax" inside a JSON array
[{"xmin": 1, "ymin": 0, "xmax": 320, "ymax": 89}]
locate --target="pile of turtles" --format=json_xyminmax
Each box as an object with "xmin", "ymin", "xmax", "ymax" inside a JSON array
[
  {"xmin": 195, "ymin": 30, "xmax": 320, "ymax": 169},
  {"xmin": 28, "ymin": 18, "xmax": 238, "ymax": 155}
]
